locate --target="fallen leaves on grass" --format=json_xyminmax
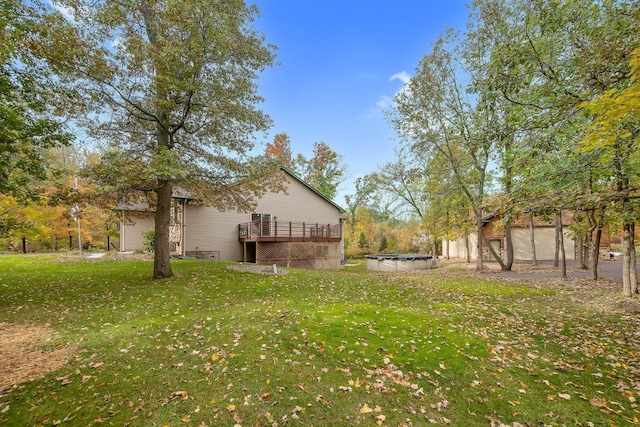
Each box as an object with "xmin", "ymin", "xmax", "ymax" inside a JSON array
[{"xmin": 0, "ymin": 323, "xmax": 75, "ymax": 394}]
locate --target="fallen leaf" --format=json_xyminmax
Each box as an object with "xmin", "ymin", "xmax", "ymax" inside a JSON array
[
  {"xmin": 360, "ymin": 404, "xmax": 373, "ymax": 413},
  {"xmin": 259, "ymin": 392, "xmax": 272, "ymax": 402},
  {"xmin": 56, "ymin": 375, "xmax": 72, "ymax": 386}
]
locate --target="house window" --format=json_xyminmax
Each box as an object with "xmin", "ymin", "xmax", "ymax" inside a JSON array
[{"xmin": 252, "ymin": 213, "xmax": 272, "ymax": 236}]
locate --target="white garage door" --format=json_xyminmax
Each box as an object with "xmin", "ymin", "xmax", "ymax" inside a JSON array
[{"xmin": 512, "ymin": 227, "xmax": 575, "ymax": 261}]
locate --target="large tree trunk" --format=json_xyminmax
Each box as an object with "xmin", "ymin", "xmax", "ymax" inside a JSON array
[
  {"xmin": 556, "ymin": 212, "xmax": 566, "ymax": 278},
  {"xmin": 576, "ymin": 234, "xmax": 585, "ymax": 269},
  {"xmin": 504, "ymin": 223, "xmax": 513, "ymax": 271},
  {"xmin": 592, "ymin": 227, "xmax": 602, "ymax": 281},
  {"xmin": 581, "ymin": 231, "xmax": 591, "ymax": 270},
  {"xmin": 482, "ymin": 234, "xmax": 507, "ymax": 270},
  {"xmin": 476, "ymin": 208, "xmax": 483, "ymax": 272},
  {"xmin": 465, "ymin": 235, "xmax": 470, "ymax": 263},
  {"xmin": 586, "ymin": 209, "xmax": 598, "ymax": 276},
  {"xmin": 623, "ymin": 222, "xmax": 632, "ymax": 297},
  {"xmin": 590, "ymin": 208, "xmax": 605, "ymax": 281},
  {"xmin": 154, "ymin": 180, "xmax": 174, "ymax": 279},
  {"xmin": 145, "ymin": 6, "xmax": 173, "ymax": 280},
  {"xmin": 554, "ymin": 215, "xmax": 560, "ymax": 268},
  {"xmin": 445, "ymin": 212, "xmax": 450, "ymax": 260},
  {"xmin": 446, "ymin": 238, "xmax": 450, "ymax": 260},
  {"xmin": 529, "ymin": 215, "xmax": 537, "ymax": 266},
  {"xmin": 630, "ymin": 222, "xmax": 637, "ymax": 294}
]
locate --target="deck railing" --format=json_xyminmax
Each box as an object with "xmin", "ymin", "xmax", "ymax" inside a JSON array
[{"xmin": 239, "ymin": 220, "xmax": 341, "ymax": 242}]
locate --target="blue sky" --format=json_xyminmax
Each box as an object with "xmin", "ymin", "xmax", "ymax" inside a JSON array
[{"xmin": 252, "ymin": 1, "xmax": 470, "ymax": 205}]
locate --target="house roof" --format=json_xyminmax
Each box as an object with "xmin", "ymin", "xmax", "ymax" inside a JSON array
[
  {"xmin": 279, "ymin": 166, "xmax": 345, "ymax": 213},
  {"xmin": 117, "ymin": 166, "xmax": 346, "ymax": 214}
]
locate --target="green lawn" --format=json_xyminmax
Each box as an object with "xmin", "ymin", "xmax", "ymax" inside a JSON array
[{"xmin": 0, "ymin": 255, "xmax": 638, "ymax": 426}]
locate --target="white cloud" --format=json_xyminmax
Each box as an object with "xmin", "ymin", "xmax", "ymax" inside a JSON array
[
  {"xmin": 389, "ymin": 71, "xmax": 411, "ymax": 85},
  {"xmin": 362, "ymin": 71, "xmax": 413, "ymax": 119},
  {"xmin": 366, "ymin": 71, "xmax": 412, "ymax": 117},
  {"xmin": 376, "ymin": 95, "xmax": 392, "ymax": 110}
]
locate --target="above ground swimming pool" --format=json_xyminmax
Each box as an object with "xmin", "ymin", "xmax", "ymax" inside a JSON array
[{"xmin": 365, "ymin": 254, "xmax": 439, "ymax": 272}]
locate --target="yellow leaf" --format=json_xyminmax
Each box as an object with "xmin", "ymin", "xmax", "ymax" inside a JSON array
[
  {"xmin": 360, "ymin": 404, "xmax": 373, "ymax": 413},
  {"xmin": 226, "ymin": 404, "xmax": 235, "ymax": 412},
  {"xmin": 211, "ymin": 354, "xmax": 219, "ymax": 361},
  {"xmin": 376, "ymin": 414, "xmax": 386, "ymax": 424},
  {"xmin": 181, "ymin": 415, "xmax": 191, "ymax": 422}
]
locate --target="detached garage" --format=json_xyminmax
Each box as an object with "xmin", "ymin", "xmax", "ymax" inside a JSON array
[
  {"xmin": 443, "ymin": 212, "xmax": 591, "ymax": 262},
  {"xmin": 511, "ymin": 226, "xmax": 576, "ymax": 261}
]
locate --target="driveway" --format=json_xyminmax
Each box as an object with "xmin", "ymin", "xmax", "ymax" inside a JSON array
[{"xmin": 468, "ymin": 259, "xmax": 639, "ymax": 281}]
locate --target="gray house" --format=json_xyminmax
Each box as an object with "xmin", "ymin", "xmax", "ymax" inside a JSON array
[{"xmin": 119, "ymin": 168, "xmax": 345, "ymax": 270}]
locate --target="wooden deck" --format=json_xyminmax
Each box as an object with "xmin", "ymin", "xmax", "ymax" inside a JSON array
[{"xmin": 239, "ymin": 220, "xmax": 342, "ymax": 243}]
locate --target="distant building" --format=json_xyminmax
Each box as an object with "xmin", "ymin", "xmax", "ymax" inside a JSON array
[{"xmin": 444, "ymin": 212, "xmax": 611, "ymax": 261}]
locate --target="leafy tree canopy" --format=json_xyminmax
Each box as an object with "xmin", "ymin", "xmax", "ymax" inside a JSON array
[
  {"xmin": 47, "ymin": 0, "xmax": 279, "ymax": 278},
  {"xmin": 0, "ymin": 0, "xmax": 73, "ymax": 200}
]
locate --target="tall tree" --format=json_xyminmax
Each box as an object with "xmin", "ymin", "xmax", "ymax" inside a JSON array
[
  {"xmin": 581, "ymin": 47, "xmax": 640, "ymax": 296},
  {"xmin": 390, "ymin": 29, "xmax": 495, "ymax": 271},
  {"xmin": 264, "ymin": 132, "xmax": 293, "ymax": 168},
  {"xmin": 0, "ymin": 0, "xmax": 72, "ymax": 200},
  {"xmin": 344, "ymin": 176, "xmax": 373, "ymax": 249},
  {"xmin": 369, "ymin": 146, "xmax": 429, "ymax": 220},
  {"xmin": 468, "ymin": 0, "xmax": 639, "ymax": 280},
  {"xmin": 294, "ymin": 141, "xmax": 346, "ymax": 200},
  {"xmin": 50, "ymin": 0, "xmax": 278, "ymax": 279}
]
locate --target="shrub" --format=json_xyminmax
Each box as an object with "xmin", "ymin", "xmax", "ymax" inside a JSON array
[{"xmin": 142, "ymin": 229, "xmax": 154, "ymax": 253}]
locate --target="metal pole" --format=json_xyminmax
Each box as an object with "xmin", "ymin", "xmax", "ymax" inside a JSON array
[
  {"xmin": 77, "ymin": 215, "xmax": 82, "ymax": 255},
  {"xmin": 74, "ymin": 176, "xmax": 82, "ymax": 255}
]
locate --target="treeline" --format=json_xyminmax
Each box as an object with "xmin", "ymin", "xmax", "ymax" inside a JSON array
[{"xmin": 343, "ymin": 0, "xmax": 639, "ymax": 295}]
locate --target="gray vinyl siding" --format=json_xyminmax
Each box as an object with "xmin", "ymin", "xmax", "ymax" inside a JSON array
[
  {"xmin": 183, "ymin": 206, "xmax": 246, "ymax": 261},
  {"xmin": 252, "ymin": 173, "xmax": 341, "ymax": 225},
  {"xmin": 120, "ymin": 214, "xmax": 154, "ymax": 252},
  {"xmin": 182, "ymin": 171, "xmax": 343, "ymax": 261}
]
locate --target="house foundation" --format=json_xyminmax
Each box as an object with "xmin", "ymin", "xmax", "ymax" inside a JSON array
[{"xmin": 253, "ymin": 241, "xmax": 341, "ymax": 271}]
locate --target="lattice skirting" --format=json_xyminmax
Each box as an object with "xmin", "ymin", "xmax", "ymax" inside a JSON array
[{"xmin": 256, "ymin": 242, "xmax": 341, "ymax": 271}]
